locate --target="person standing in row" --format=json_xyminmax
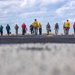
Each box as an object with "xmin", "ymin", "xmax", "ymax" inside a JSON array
[
  {"xmin": 54, "ymin": 23, "xmax": 59, "ymax": 35},
  {"xmin": 38, "ymin": 23, "xmax": 42, "ymax": 35},
  {"xmin": 46, "ymin": 22, "xmax": 51, "ymax": 35},
  {"xmin": 22, "ymin": 23, "xmax": 27, "ymax": 35},
  {"xmin": 0, "ymin": 25, "xmax": 3, "ymax": 36},
  {"xmin": 6, "ymin": 24, "xmax": 11, "ymax": 35},
  {"xmin": 14, "ymin": 24, "xmax": 19, "ymax": 35},
  {"xmin": 73, "ymin": 22, "xmax": 75, "ymax": 34},
  {"xmin": 32, "ymin": 19, "xmax": 39, "ymax": 35},
  {"xmin": 63, "ymin": 20, "xmax": 70, "ymax": 35},
  {"xmin": 30, "ymin": 24, "xmax": 34, "ymax": 34}
]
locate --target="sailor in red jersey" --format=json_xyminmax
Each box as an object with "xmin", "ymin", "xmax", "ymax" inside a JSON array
[
  {"xmin": 22, "ymin": 23, "xmax": 27, "ymax": 35},
  {"xmin": 73, "ymin": 22, "xmax": 75, "ymax": 34}
]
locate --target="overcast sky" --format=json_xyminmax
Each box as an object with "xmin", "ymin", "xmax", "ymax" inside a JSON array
[{"xmin": 0, "ymin": 0, "xmax": 75, "ymax": 34}]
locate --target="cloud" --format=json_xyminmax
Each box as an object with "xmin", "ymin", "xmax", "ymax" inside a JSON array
[
  {"xmin": 21, "ymin": 0, "xmax": 27, "ymax": 7},
  {"xmin": 20, "ymin": 0, "xmax": 65, "ymax": 8},
  {"xmin": 56, "ymin": 0, "xmax": 75, "ymax": 15},
  {"xmin": 0, "ymin": 0, "xmax": 75, "ymax": 34},
  {"xmin": 20, "ymin": 10, "xmax": 47, "ymax": 17},
  {"xmin": 55, "ymin": 0, "xmax": 75, "ymax": 24},
  {"xmin": 21, "ymin": 0, "xmax": 36, "ymax": 8},
  {"xmin": 0, "ymin": 0, "xmax": 65, "ymax": 16},
  {"xmin": 69, "ymin": 18, "xmax": 75, "ymax": 23},
  {"xmin": 0, "ymin": 18, "xmax": 8, "ymax": 24},
  {"xmin": 41, "ymin": 0, "xmax": 64, "ymax": 6},
  {"xmin": 0, "ymin": 1, "xmax": 21, "ymax": 14}
]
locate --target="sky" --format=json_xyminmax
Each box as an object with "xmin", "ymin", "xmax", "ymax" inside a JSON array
[{"xmin": 0, "ymin": 0, "xmax": 75, "ymax": 34}]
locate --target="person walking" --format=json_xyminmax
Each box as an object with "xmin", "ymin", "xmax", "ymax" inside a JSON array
[
  {"xmin": 22, "ymin": 23, "xmax": 27, "ymax": 35},
  {"xmin": 32, "ymin": 19, "xmax": 39, "ymax": 35},
  {"xmin": 54, "ymin": 23, "xmax": 59, "ymax": 35},
  {"xmin": 6, "ymin": 24, "xmax": 11, "ymax": 35},
  {"xmin": 73, "ymin": 22, "xmax": 75, "ymax": 34},
  {"xmin": 14, "ymin": 24, "xmax": 19, "ymax": 35},
  {"xmin": 63, "ymin": 20, "xmax": 70, "ymax": 35},
  {"xmin": 30, "ymin": 24, "xmax": 34, "ymax": 34},
  {"xmin": 46, "ymin": 22, "xmax": 51, "ymax": 35},
  {"xmin": 0, "ymin": 25, "xmax": 3, "ymax": 36},
  {"xmin": 38, "ymin": 23, "xmax": 42, "ymax": 35}
]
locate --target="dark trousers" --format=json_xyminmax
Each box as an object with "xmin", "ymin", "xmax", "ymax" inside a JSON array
[
  {"xmin": 30, "ymin": 29, "xmax": 34, "ymax": 34},
  {"xmin": 0, "ymin": 30, "xmax": 3, "ymax": 36},
  {"xmin": 74, "ymin": 28, "xmax": 75, "ymax": 33},
  {"xmin": 7, "ymin": 30, "xmax": 10, "ymax": 35},
  {"xmin": 22, "ymin": 28, "xmax": 26, "ymax": 35},
  {"xmin": 39, "ymin": 28, "xmax": 42, "ymax": 35}
]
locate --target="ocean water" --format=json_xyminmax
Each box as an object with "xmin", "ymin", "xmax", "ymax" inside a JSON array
[{"xmin": 0, "ymin": 43, "xmax": 75, "ymax": 75}]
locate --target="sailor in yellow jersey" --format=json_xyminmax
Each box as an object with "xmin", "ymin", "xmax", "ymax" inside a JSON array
[
  {"xmin": 32, "ymin": 19, "xmax": 39, "ymax": 35},
  {"xmin": 38, "ymin": 23, "xmax": 42, "ymax": 35},
  {"xmin": 63, "ymin": 20, "xmax": 70, "ymax": 35}
]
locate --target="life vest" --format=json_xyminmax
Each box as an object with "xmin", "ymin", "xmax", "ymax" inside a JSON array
[
  {"xmin": 64, "ymin": 22, "xmax": 70, "ymax": 28},
  {"xmin": 38, "ymin": 24, "xmax": 42, "ymax": 28},
  {"xmin": 32, "ymin": 21, "xmax": 39, "ymax": 27},
  {"xmin": 22, "ymin": 24, "xmax": 26, "ymax": 29},
  {"xmin": 73, "ymin": 24, "xmax": 75, "ymax": 28}
]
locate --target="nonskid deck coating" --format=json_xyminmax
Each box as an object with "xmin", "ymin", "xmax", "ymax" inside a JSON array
[{"xmin": 0, "ymin": 35, "xmax": 75, "ymax": 44}]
